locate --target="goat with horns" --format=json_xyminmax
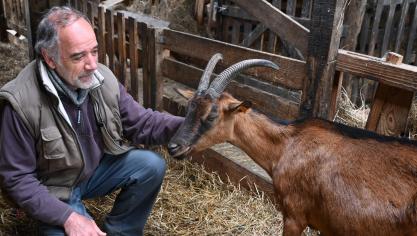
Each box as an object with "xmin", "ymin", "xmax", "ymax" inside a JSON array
[{"xmin": 168, "ymin": 53, "xmax": 417, "ymax": 236}]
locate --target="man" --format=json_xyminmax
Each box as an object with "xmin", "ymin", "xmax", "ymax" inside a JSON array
[{"xmin": 0, "ymin": 6, "xmax": 183, "ymax": 236}]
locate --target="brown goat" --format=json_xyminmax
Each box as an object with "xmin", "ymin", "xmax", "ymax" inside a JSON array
[{"xmin": 168, "ymin": 54, "xmax": 417, "ymax": 236}]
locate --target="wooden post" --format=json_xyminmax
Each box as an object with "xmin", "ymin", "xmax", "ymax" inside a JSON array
[
  {"xmin": 0, "ymin": 0, "xmax": 8, "ymax": 42},
  {"xmin": 301, "ymin": 0, "xmax": 347, "ymax": 119},
  {"xmin": 24, "ymin": 0, "xmax": 34, "ymax": 60},
  {"xmin": 365, "ymin": 52, "xmax": 414, "ymax": 137}
]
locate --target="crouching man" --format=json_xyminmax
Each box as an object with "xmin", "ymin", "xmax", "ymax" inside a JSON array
[{"xmin": 0, "ymin": 6, "xmax": 183, "ymax": 236}]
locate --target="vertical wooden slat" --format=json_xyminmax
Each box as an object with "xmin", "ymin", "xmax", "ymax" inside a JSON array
[
  {"xmin": 394, "ymin": 0, "xmax": 410, "ymax": 52},
  {"xmin": 231, "ymin": 19, "xmax": 240, "ymax": 44},
  {"xmin": 301, "ymin": 0, "xmax": 312, "ymax": 18},
  {"xmin": 359, "ymin": 12, "xmax": 370, "ymax": 53},
  {"xmin": 405, "ymin": 3, "xmax": 417, "ymax": 63},
  {"xmin": 154, "ymin": 28, "xmax": 169, "ymax": 111},
  {"xmin": 268, "ymin": 0, "xmax": 281, "ymax": 53},
  {"xmin": 0, "ymin": 0, "xmax": 8, "ymax": 42},
  {"xmin": 368, "ymin": 0, "xmax": 384, "ymax": 56},
  {"xmin": 381, "ymin": 2, "xmax": 396, "ymax": 56},
  {"xmin": 328, "ymin": 71, "xmax": 343, "ymax": 119},
  {"xmin": 105, "ymin": 9, "xmax": 115, "ymax": 73},
  {"xmin": 286, "ymin": 0, "xmax": 297, "ymax": 16},
  {"xmin": 23, "ymin": 0, "xmax": 34, "ymax": 60},
  {"xmin": 142, "ymin": 24, "xmax": 152, "ymax": 108},
  {"xmin": 128, "ymin": 17, "xmax": 139, "ymax": 101},
  {"xmin": 87, "ymin": 1, "xmax": 94, "ymax": 29},
  {"xmin": 82, "ymin": 0, "xmax": 88, "ymax": 14},
  {"xmin": 97, "ymin": 6, "xmax": 106, "ymax": 64},
  {"xmin": 117, "ymin": 12, "xmax": 126, "ymax": 86}
]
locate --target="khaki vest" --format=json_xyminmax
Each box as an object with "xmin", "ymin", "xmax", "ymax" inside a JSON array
[{"xmin": 0, "ymin": 60, "xmax": 133, "ymax": 200}]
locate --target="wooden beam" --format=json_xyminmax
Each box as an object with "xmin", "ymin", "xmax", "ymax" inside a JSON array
[
  {"xmin": 23, "ymin": 0, "xmax": 34, "ymax": 60},
  {"xmin": 302, "ymin": 0, "xmax": 347, "ymax": 119},
  {"xmin": 229, "ymin": 0, "xmax": 309, "ymax": 56},
  {"xmin": 365, "ymin": 52, "xmax": 414, "ymax": 136},
  {"xmin": 162, "ymin": 29, "xmax": 307, "ymax": 91},
  {"xmin": 336, "ymin": 49, "xmax": 417, "ymax": 91}
]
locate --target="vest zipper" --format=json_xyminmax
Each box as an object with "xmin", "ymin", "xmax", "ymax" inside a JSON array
[{"xmin": 76, "ymin": 106, "xmax": 81, "ymax": 125}]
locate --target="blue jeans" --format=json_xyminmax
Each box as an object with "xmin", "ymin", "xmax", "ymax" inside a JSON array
[{"xmin": 38, "ymin": 149, "xmax": 166, "ymax": 236}]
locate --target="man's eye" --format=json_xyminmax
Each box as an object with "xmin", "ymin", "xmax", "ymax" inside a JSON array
[{"xmin": 72, "ymin": 55, "xmax": 84, "ymax": 61}]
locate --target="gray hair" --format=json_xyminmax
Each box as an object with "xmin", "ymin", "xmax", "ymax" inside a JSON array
[{"xmin": 34, "ymin": 6, "xmax": 92, "ymax": 62}]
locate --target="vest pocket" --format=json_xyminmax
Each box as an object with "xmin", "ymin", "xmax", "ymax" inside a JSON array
[{"xmin": 41, "ymin": 127, "xmax": 65, "ymax": 159}]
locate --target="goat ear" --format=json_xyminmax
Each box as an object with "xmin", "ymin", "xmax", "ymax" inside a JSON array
[
  {"xmin": 174, "ymin": 88, "xmax": 194, "ymax": 100},
  {"xmin": 228, "ymin": 101, "xmax": 252, "ymax": 113}
]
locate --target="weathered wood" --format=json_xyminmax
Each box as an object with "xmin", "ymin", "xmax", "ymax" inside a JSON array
[
  {"xmin": 161, "ymin": 57, "xmax": 300, "ymax": 119},
  {"xmin": 394, "ymin": 0, "xmax": 410, "ymax": 52},
  {"xmin": 231, "ymin": 19, "xmax": 240, "ymax": 44},
  {"xmin": 23, "ymin": 0, "xmax": 34, "ymax": 60},
  {"xmin": 230, "ymin": 0, "xmax": 309, "ymax": 56},
  {"xmin": 301, "ymin": 0, "xmax": 312, "ymax": 17},
  {"xmin": 329, "ymin": 71, "xmax": 343, "ymax": 119},
  {"xmin": 381, "ymin": 1, "xmax": 396, "ymax": 55},
  {"xmin": 0, "ymin": 0, "xmax": 8, "ymax": 42},
  {"xmin": 241, "ymin": 24, "xmax": 267, "ymax": 47},
  {"xmin": 336, "ymin": 49, "xmax": 417, "ymax": 91},
  {"xmin": 195, "ymin": 0, "xmax": 204, "ymax": 25},
  {"xmin": 116, "ymin": 12, "xmax": 126, "ymax": 86},
  {"xmin": 366, "ymin": 52, "xmax": 414, "ymax": 136},
  {"xmin": 105, "ymin": 9, "xmax": 115, "ymax": 73},
  {"xmin": 128, "ymin": 17, "xmax": 139, "ymax": 101},
  {"xmin": 118, "ymin": 10, "xmax": 170, "ymax": 28},
  {"xmin": 286, "ymin": 0, "xmax": 296, "ymax": 16},
  {"xmin": 162, "ymin": 29, "xmax": 307, "ymax": 90},
  {"xmin": 154, "ymin": 28, "xmax": 169, "ymax": 111},
  {"xmin": 142, "ymin": 25, "xmax": 153, "ymax": 108},
  {"xmin": 97, "ymin": 6, "xmax": 106, "ymax": 64},
  {"xmin": 368, "ymin": 0, "xmax": 384, "ymax": 56},
  {"xmin": 405, "ymin": 3, "xmax": 417, "ymax": 64},
  {"xmin": 303, "ymin": 0, "xmax": 347, "ymax": 119}
]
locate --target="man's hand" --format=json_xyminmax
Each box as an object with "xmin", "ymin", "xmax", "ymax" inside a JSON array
[{"xmin": 63, "ymin": 212, "xmax": 106, "ymax": 236}]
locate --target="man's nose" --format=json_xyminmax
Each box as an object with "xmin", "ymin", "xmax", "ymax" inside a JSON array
[{"xmin": 85, "ymin": 53, "xmax": 98, "ymax": 71}]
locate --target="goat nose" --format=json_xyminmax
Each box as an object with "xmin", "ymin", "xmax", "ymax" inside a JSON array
[{"xmin": 168, "ymin": 143, "xmax": 179, "ymax": 150}]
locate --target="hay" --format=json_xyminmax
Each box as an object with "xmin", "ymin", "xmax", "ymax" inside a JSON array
[
  {"xmin": 0, "ymin": 148, "xmax": 282, "ymax": 235},
  {"xmin": 333, "ymin": 87, "xmax": 370, "ymax": 128}
]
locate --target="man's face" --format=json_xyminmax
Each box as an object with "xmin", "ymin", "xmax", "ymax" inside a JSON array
[{"xmin": 46, "ymin": 18, "xmax": 99, "ymax": 90}]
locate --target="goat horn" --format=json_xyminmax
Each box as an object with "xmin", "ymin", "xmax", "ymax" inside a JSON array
[
  {"xmin": 207, "ymin": 59, "xmax": 279, "ymax": 98},
  {"xmin": 197, "ymin": 53, "xmax": 223, "ymax": 93}
]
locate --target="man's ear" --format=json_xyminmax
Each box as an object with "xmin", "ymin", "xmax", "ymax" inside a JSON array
[
  {"xmin": 41, "ymin": 49, "xmax": 57, "ymax": 69},
  {"xmin": 174, "ymin": 87, "xmax": 195, "ymax": 100},
  {"xmin": 227, "ymin": 100, "xmax": 252, "ymax": 113}
]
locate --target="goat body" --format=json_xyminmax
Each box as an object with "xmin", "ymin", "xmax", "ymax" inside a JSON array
[
  {"xmin": 169, "ymin": 92, "xmax": 417, "ymax": 236},
  {"xmin": 167, "ymin": 54, "xmax": 417, "ymax": 235}
]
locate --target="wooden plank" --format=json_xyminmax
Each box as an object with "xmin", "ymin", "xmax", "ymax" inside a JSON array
[
  {"xmin": 336, "ymin": 49, "xmax": 417, "ymax": 91},
  {"xmin": 230, "ymin": 0, "xmax": 309, "ymax": 55},
  {"xmin": 302, "ymin": 0, "xmax": 346, "ymax": 119},
  {"xmin": 97, "ymin": 6, "xmax": 106, "ymax": 64},
  {"xmin": 405, "ymin": 3, "xmax": 417, "ymax": 63},
  {"xmin": 87, "ymin": 1, "xmax": 94, "ymax": 28},
  {"xmin": 359, "ymin": 11, "xmax": 371, "ymax": 53},
  {"xmin": 162, "ymin": 29, "xmax": 307, "ymax": 90},
  {"xmin": 381, "ymin": 2, "xmax": 396, "ymax": 56},
  {"xmin": 231, "ymin": 19, "xmax": 240, "ymax": 44},
  {"xmin": 105, "ymin": 9, "xmax": 115, "ymax": 73},
  {"xmin": 368, "ymin": 0, "xmax": 384, "ymax": 56},
  {"xmin": 116, "ymin": 12, "xmax": 126, "ymax": 86},
  {"xmin": 161, "ymin": 58, "xmax": 300, "ymax": 119},
  {"xmin": 394, "ymin": 0, "xmax": 410, "ymax": 52},
  {"xmin": 128, "ymin": 17, "xmax": 139, "ymax": 102},
  {"xmin": 241, "ymin": 24, "xmax": 267, "ymax": 47},
  {"xmin": 153, "ymin": 28, "xmax": 168, "ymax": 111}
]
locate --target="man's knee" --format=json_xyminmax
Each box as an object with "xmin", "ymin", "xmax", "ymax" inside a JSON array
[{"xmin": 128, "ymin": 150, "xmax": 166, "ymax": 184}]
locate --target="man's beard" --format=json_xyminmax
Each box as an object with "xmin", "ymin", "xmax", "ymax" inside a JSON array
[{"xmin": 74, "ymin": 74, "xmax": 95, "ymax": 89}]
